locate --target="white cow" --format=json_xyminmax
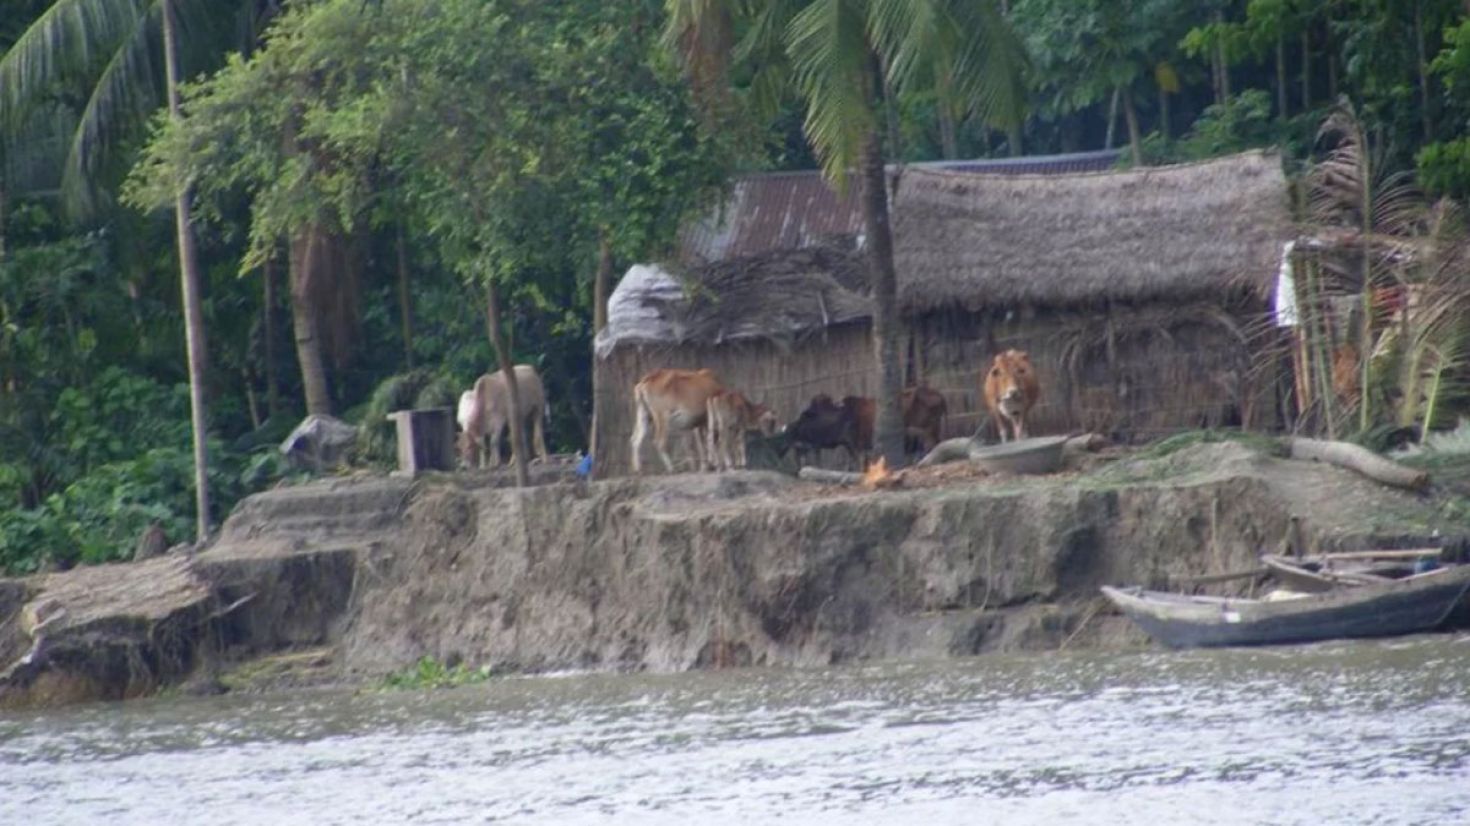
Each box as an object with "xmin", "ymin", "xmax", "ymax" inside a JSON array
[{"xmin": 459, "ymin": 364, "xmax": 550, "ymax": 468}]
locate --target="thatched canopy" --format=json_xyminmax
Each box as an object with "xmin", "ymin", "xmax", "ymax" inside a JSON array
[
  {"xmin": 893, "ymin": 150, "xmax": 1293, "ymax": 312},
  {"xmin": 595, "ymin": 244, "xmax": 870, "ymax": 356}
]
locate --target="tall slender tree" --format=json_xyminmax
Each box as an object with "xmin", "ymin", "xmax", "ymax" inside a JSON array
[{"xmin": 665, "ymin": 0, "xmax": 1026, "ymax": 464}]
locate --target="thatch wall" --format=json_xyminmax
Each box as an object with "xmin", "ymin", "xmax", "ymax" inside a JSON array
[
  {"xmin": 910, "ymin": 303, "xmax": 1276, "ymax": 441},
  {"xmin": 594, "ymin": 299, "xmax": 1277, "ymax": 477}
]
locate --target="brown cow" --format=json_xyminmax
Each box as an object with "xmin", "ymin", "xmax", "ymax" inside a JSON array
[
  {"xmin": 706, "ymin": 389, "xmax": 778, "ymax": 471},
  {"xmin": 458, "ymin": 364, "xmax": 550, "ymax": 468},
  {"xmin": 983, "ymin": 350, "xmax": 1040, "ymax": 442},
  {"xmin": 631, "ymin": 368, "xmax": 724, "ymax": 474},
  {"xmin": 783, "ymin": 386, "xmax": 948, "ymax": 468},
  {"xmin": 902, "ymin": 384, "xmax": 948, "ymax": 455}
]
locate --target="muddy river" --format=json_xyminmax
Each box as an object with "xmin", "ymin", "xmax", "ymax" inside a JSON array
[{"xmin": 3, "ymin": 636, "xmax": 1468, "ymax": 824}]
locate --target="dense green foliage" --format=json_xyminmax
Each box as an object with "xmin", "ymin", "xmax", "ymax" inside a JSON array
[{"xmin": 2, "ymin": 0, "xmax": 1470, "ymax": 574}]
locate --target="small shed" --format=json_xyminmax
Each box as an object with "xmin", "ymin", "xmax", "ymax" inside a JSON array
[{"xmin": 594, "ymin": 150, "xmax": 1293, "ymax": 476}]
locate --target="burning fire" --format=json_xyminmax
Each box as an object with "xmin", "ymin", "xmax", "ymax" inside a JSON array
[{"xmin": 861, "ymin": 457, "xmax": 896, "ymax": 490}]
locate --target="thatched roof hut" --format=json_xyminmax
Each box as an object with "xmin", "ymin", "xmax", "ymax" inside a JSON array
[{"xmin": 595, "ymin": 151, "xmax": 1294, "ymax": 475}]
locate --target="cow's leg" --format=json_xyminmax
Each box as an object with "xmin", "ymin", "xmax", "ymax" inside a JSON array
[
  {"xmin": 688, "ymin": 426, "xmax": 710, "ymax": 472},
  {"xmin": 735, "ymin": 427, "xmax": 747, "ymax": 469},
  {"xmin": 654, "ymin": 416, "xmax": 677, "ymax": 474},
  {"xmin": 488, "ymin": 423, "xmax": 504, "ymax": 468},
  {"xmin": 705, "ymin": 403, "xmax": 726, "ymax": 472},
  {"xmin": 992, "ymin": 412, "xmax": 1010, "ymax": 443},
  {"xmin": 1014, "ymin": 415, "xmax": 1027, "ymax": 441},
  {"xmin": 531, "ymin": 411, "xmax": 548, "ymax": 463}
]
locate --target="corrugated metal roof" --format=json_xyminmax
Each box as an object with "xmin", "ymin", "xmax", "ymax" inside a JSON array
[{"xmin": 677, "ymin": 150, "xmax": 1121, "ymax": 264}]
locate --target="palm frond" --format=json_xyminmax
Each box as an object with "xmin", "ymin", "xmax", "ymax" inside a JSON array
[
  {"xmin": 786, "ymin": 0, "xmax": 873, "ymax": 188},
  {"xmin": 1, "ymin": 102, "xmax": 76, "ymax": 197},
  {"xmin": 0, "ymin": 0, "xmax": 151, "ymax": 127},
  {"xmin": 60, "ymin": 2, "xmax": 162, "ymax": 219}
]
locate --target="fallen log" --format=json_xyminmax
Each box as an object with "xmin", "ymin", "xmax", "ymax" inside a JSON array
[
  {"xmin": 916, "ymin": 433, "xmax": 1107, "ymax": 468},
  {"xmin": 1319, "ymin": 548, "xmax": 1442, "ymax": 561},
  {"xmin": 1287, "ymin": 437, "xmax": 1430, "ymax": 492},
  {"xmin": 915, "ymin": 437, "xmax": 980, "ymax": 467}
]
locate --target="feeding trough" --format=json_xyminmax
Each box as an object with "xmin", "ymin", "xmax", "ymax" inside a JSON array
[{"xmin": 968, "ymin": 435, "xmax": 1068, "ymax": 475}]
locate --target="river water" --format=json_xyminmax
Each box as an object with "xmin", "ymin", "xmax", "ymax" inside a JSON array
[{"xmin": 3, "ymin": 636, "xmax": 1468, "ymax": 825}]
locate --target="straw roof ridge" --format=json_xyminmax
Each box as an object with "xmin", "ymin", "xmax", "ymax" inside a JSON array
[
  {"xmin": 668, "ymin": 242, "xmax": 872, "ymax": 345},
  {"xmin": 893, "ymin": 149, "xmax": 1295, "ymax": 312}
]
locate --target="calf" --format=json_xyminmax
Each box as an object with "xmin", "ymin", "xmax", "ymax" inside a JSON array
[
  {"xmin": 459, "ymin": 364, "xmax": 550, "ymax": 468},
  {"xmin": 706, "ymin": 389, "xmax": 779, "ymax": 471},
  {"xmin": 784, "ymin": 386, "xmax": 950, "ymax": 467},
  {"xmin": 630, "ymin": 368, "xmax": 724, "ymax": 474},
  {"xmin": 782, "ymin": 394, "xmax": 871, "ymax": 470},
  {"xmin": 982, "ymin": 349, "xmax": 1040, "ymax": 442},
  {"xmin": 902, "ymin": 384, "xmax": 948, "ymax": 456}
]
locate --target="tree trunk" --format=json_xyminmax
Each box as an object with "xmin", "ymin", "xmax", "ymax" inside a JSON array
[
  {"xmin": 289, "ymin": 229, "xmax": 333, "ymax": 416},
  {"xmin": 1415, "ymin": 0, "xmax": 1433, "ymax": 140},
  {"xmin": 883, "ymin": 73, "xmax": 903, "ymax": 161},
  {"xmin": 1121, "ymin": 85, "xmax": 1142, "ymax": 166},
  {"xmin": 486, "ymin": 282, "xmax": 530, "ymax": 487},
  {"xmin": 593, "ymin": 231, "xmax": 612, "ymax": 333},
  {"xmin": 1104, "ymin": 87, "xmax": 1119, "ymax": 149},
  {"xmin": 590, "ymin": 230, "xmax": 613, "ymax": 456},
  {"xmin": 262, "ymin": 255, "xmax": 280, "ymax": 418},
  {"xmin": 163, "ymin": 0, "xmax": 211, "ymax": 543},
  {"xmin": 1214, "ymin": 11, "xmax": 1231, "ymax": 101},
  {"xmin": 396, "ymin": 225, "xmax": 414, "ymax": 369},
  {"xmin": 1006, "ymin": 123, "xmax": 1023, "ymax": 157},
  {"xmin": 1211, "ymin": 11, "xmax": 1226, "ymax": 104},
  {"xmin": 937, "ymin": 104, "xmax": 958, "ymax": 160},
  {"xmin": 1276, "ymin": 34, "xmax": 1288, "ymax": 119},
  {"xmin": 1326, "ymin": 27, "xmax": 1338, "ymax": 100},
  {"xmin": 1157, "ymin": 85, "xmax": 1170, "ymax": 140},
  {"xmin": 1301, "ymin": 28, "xmax": 1311, "ymax": 111},
  {"xmin": 860, "ymin": 127, "xmax": 904, "ymax": 468}
]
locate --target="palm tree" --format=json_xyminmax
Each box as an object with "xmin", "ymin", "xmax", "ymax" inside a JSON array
[
  {"xmin": 665, "ymin": 0, "xmax": 1026, "ymax": 465},
  {"xmin": 0, "ymin": 0, "xmax": 275, "ymax": 541}
]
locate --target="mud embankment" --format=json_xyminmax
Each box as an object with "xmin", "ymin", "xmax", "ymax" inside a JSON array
[{"xmin": 4, "ymin": 443, "xmax": 1466, "ymax": 709}]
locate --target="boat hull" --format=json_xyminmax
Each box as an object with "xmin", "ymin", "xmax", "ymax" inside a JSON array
[{"xmin": 1102, "ymin": 565, "xmax": 1470, "ymax": 649}]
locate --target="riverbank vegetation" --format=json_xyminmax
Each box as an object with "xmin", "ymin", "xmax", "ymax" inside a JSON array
[{"xmin": 3, "ymin": 0, "xmax": 1470, "ymax": 574}]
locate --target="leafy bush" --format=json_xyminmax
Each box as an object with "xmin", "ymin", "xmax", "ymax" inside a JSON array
[{"xmin": 379, "ymin": 656, "xmax": 495, "ymax": 691}]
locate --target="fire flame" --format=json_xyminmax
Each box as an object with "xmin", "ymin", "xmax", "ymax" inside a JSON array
[{"xmin": 861, "ymin": 457, "xmax": 894, "ymax": 490}]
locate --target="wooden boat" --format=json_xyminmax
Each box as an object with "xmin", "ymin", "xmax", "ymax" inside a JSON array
[
  {"xmin": 1261, "ymin": 550, "xmax": 1438, "ymax": 594},
  {"xmin": 1101, "ymin": 562, "xmax": 1470, "ymax": 649}
]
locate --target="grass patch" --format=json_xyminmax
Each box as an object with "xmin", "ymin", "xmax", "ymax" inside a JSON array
[
  {"xmin": 1131, "ymin": 429, "xmax": 1284, "ymax": 461},
  {"xmin": 379, "ymin": 656, "xmax": 496, "ymax": 691}
]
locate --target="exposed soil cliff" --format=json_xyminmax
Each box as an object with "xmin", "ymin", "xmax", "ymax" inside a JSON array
[{"xmin": 4, "ymin": 442, "xmax": 1466, "ymax": 709}]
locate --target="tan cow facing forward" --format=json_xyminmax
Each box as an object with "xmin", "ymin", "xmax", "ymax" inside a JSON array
[
  {"xmin": 982, "ymin": 349, "xmax": 1040, "ymax": 442},
  {"xmin": 458, "ymin": 364, "xmax": 549, "ymax": 468},
  {"xmin": 630, "ymin": 368, "xmax": 725, "ymax": 474},
  {"xmin": 706, "ymin": 389, "xmax": 778, "ymax": 471}
]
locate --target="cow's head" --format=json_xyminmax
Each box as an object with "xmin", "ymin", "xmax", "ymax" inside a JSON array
[{"xmin": 987, "ymin": 350, "xmax": 1037, "ymax": 417}]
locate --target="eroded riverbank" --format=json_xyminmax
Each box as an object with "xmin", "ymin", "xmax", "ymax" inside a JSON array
[{"xmin": 3, "ymin": 441, "xmax": 1468, "ymax": 709}]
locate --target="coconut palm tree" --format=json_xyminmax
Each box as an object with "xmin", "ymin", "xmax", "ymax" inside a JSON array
[
  {"xmin": 0, "ymin": 0, "xmax": 276, "ymax": 541},
  {"xmin": 665, "ymin": 0, "xmax": 1026, "ymax": 464}
]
